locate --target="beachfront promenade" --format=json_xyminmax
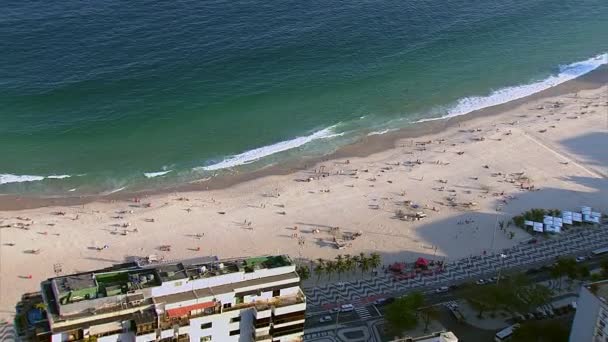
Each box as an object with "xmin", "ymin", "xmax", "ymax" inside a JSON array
[{"xmin": 303, "ymin": 226, "xmax": 608, "ymax": 312}]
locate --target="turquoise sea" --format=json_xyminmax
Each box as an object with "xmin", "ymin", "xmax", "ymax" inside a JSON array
[{"xmin": 1, "ymin": 0, "xmax": 607, "ymax": 195}]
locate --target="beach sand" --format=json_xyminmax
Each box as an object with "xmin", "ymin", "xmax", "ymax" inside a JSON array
[{"xmin": 0, "ymin": 77, "xmax": 606, "ymax": 319}]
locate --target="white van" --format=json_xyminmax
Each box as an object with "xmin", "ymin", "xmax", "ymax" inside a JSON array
[{"xmin": 340, "ymin": 304, "xmax": 354, "ymax": 312}]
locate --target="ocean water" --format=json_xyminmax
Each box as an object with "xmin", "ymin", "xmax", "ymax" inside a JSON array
[{"xmin": 1, "ymin": 0, "xmax": 607, "ymax": 195}]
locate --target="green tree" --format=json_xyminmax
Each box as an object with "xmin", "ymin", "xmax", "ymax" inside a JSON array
[
  {"xmin": 296, "ymin": 265, "xmax": 310, "ymax": 281},
  {"xmin": 420, "ymin": 306, "xmax": 441, "ymax": 333},
  {"xmin": 550, "ymin": 257, "xmax": 577, "ymax": 290},
  {"xmin": 325, "ymin": 260, "xmax": 336, "ymax": 281},
  {"xmin": 512, "ymin": 320, "xmax": 569, "ymax": 342},
  {"xmin": 384, "ymin": 292, "xmax": 424, "ymax": 337},
  {"xmin": 369, "ymin": 252, "xmax": 382, "ymax": 274},
  {"xmin": 578, "ymin": 265, "xmax": 590, "ymax": 279},
  {"xmin": 343, "ymin": 254, "xmax": 355, "ymax": 275},
  {"xmin": 460, "ymin": 283, "xmax": 500, "ymax": 318},
  {"xmin": 352, "ymin": 254, "xmax": 361, "ymax": 272},
  {"xmin": 314, "ymin": 260, "xmax": 325, "ymax": 283},
  {"xmin": 600, "ymin": 258, "xmax": 608, "ymax": 278},
  {"xmin": 359, "ymin": 253, "xmax": 371, "ymax": 276},
  {"xmin": 335, "ymin": 255, "xmax": 345, "ymax": 280}
]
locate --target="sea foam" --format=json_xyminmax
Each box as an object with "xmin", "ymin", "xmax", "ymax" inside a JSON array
[
  {"xmin": 0, "ymin": 174, "xmax": 72, "ymax": 185},
  {"xmin": 198, "ymin": 126, "xmax": 341, "ymax": 171},
  {"xmin": 144, "ymin": 170, "xmax": 172, "ymax": 178},
  {"xmin": 419, "ymin": 53, "xmax": 607, "ymax": 122}
]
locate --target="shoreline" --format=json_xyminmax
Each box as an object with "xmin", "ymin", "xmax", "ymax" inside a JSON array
[
  {"xmin": 1, "ymin": 65, "xmax": 606, "ymax": 211},
  {"xmin": 1, "ymin": 73, "xmax": 606, "ymax": 318}
]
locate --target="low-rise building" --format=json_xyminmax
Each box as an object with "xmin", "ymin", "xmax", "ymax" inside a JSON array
[
  {"xmin": 17, "ymin": 255, "xmax": 305, "ymax": 342},
  {"xmin": 569, "ymin": 279, "xmax": 608, "ymax": 342}
]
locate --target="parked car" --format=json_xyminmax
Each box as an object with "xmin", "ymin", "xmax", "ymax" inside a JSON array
[
  {"xmin": 374, "ymin": 298, "xmax": 388, "ymax": 306},
  {"xmin": 340, "ymin": 304, "xmax": 354, "ymax": 312},
  {"xmin": 576, "ymin": 256, "xmax": 586, "ymax": 263},
  {"xmin": 475, "ymin": 279, "xmax": 486, "ymax": 285},
  {"xmin": 435, "ymin": 286, "xmax": 449, "ymax": 293},
  {"xmin": 319, "ymin": 316, "xmax": 332, "ymax": 323}
]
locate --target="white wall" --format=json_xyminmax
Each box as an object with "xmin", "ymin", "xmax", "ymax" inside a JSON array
[
  {"xmin": 274, "ymin": 303, "xmax": 306, "ymax": 316},
  {"xmin": 279, "ymin": 286, "xmax": 299, "ymax": 296},
  {"xmin": 188, "ymin": 310, "xmax": 241, "ymax": 342},
  {"xmin": 97, "ymin": 332, "xmax": 134, "ymax": 342}
]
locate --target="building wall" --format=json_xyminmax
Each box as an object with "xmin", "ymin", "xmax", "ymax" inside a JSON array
[
  {"xmin": 98, "ymin": 332, "xmax": 134, "ymax": 342},
  {"xmin": 569, "ymin": 286, "xmax": 600, "ymax": 342}
]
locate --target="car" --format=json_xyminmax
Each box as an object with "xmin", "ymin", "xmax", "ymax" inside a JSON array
[
  {"xmin": 475, "ymin": 279, "xmax": 486, "ymax": 285},
  {"xmin": 435, "ymin": 286, "xmax": 449, "ymax": 293},
  {"xmin": 340, "ymin": 304, "xmax": 354, "ymax": 312},
  {"xmin": 576, "ymin": 256, "xmax": 586, "ymax": 263},
  {"xmin": 374, "ymin": 298, "xmax": 388, "ymax": 305},
  {"xmin": 319, "ymin": 316, "xmax": 332, "ymax": 323}
]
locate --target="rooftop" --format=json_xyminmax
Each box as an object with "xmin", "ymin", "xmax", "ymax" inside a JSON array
[
  {"xmin": 586, "ymin": 279, "xmax": 608, "ymax": 303},
  {"xmin": 49, "ymin": 255, "xmax": 293, "ymax": 306}
]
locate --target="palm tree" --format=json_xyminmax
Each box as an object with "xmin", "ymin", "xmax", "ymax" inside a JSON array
[
  {"xmin": 352, "ymin": 254, "xmax": 361, "ymax": 273},
  {"xmin": 325, "ymin": 260, "xmax": 336, "ymax": 281},
  {"xmin": 335, "ymin": 255, "xmax": 345, "ymax": 280},
  {"xmin": 343, "ymin": 254, "xmax": 355, "ymax": 276},
  {"xmin": 369, "ymin": 252, "xmax": 382, "ymax": 275},
  {"xmin": 420, "ymin": 306, "xmax": 441, "ymax": 332},
  {"xmin": 358, "ymin": 252, "xmax": 368, "ymax": 274},
  {"xmin": 314, "ymin": 261, "xmax": 325, "ymax": 283},
  {"xmin": 297, "ymin": 265, "xmax": 310, "ymax": 282}
]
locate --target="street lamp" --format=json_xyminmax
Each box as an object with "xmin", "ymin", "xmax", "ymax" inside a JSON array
[
  {"xmin": 334, "ymin": 283, "xmax": 345, "ymax": 336},
  {"xmin": 490, "ymin": 209, "xmax": 500, "ymax": 252},
  {"xmin": 496, "ymin": 253, "xmax": 507, "ymax": 285}
]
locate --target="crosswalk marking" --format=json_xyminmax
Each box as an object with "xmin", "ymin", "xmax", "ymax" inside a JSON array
[
  {"xmin": 440, "ymin": 300, "xmax": 459, "ymax": 308},
  {"xmin": 355, "ymin": 306, "xmax": 371, "ymax": 319}
]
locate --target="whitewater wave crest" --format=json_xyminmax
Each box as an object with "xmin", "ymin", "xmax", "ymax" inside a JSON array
[
  {"xmin": 368, "ymin": 128, "xmax": 397, "ymax": 136},
  {"xmin": 198, "ymin": 126, "xmax": 341, "ymax": 171},
  {"xmin": 0, "ymin": 174, "xmax": 72, "ymax": 185},
  {"xmin": 144, "ymin": 170, "xmax": 172, "ymax": 178},
  {"xmin": 419, "ymin": 53, "xmax": 607, "ymax": 122}
]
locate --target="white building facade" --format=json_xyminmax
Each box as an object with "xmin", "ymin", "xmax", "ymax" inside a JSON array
[{"xmin": 38, "ymin": 255, "xmax": 305, "ymax": 342}]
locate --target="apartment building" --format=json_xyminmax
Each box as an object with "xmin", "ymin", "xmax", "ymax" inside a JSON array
[
  {"xmin": 17, "ymin": 255, "xmax": 305, "ymax": 342},
  {"xmin": 569, "ymin": 279, "xmax": 608, "ymax": 342}
]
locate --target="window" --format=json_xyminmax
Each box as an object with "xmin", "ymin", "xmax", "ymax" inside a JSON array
[
  {"xmin": 229, "ymin": 329, "xmax": 240, "ymax": 336},
  {"xmin": 230, "ymin": 316, "xmax": 241, "ymax": 323},
  {"xmin": 200, "ymin": 336, "xmax": 212, "ymax": 342},
  {"xmin": 223, "ymin": 303, "xmax": 232, "ymax": 309},
  {"xmin": 272, "ymin": 290, "xmax": 280, "ymax": 297},
  {"xmin": 200, "ymin": 322, "xmax": 212, "ymax": 329}
]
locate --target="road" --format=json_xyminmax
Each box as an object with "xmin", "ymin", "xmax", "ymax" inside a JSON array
[
  {"xmin": 304, "ymin": 227, "xmax": 608, "ymax": 313},
  {"xmin": 304, "ymin": 256, "xmax": 599, "ymax": 340}
]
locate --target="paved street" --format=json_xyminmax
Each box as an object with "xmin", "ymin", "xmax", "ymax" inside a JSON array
[{"xmin": 303, "ymin": 226, "xmax": 608, "ymax": 312}]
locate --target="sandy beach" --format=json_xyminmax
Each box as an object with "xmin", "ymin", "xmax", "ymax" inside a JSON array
[{"xmin": 1, "ymin": 75, "xmax": 607, "ymax": 319}]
